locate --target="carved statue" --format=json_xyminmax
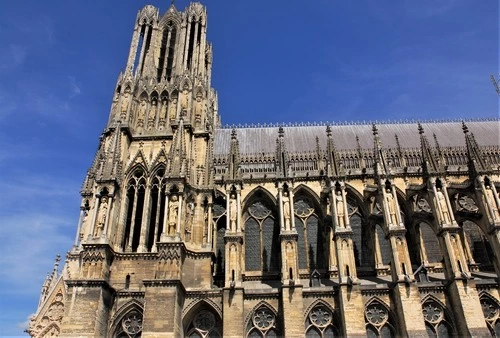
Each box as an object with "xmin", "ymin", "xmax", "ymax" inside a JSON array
[
  {"xmin": 385, "ymin": 189, "xmax": 398, "ymax": 225},
  {"xmin": 229, "ymin": 194, "xmax": 237, "ymax": 231},
  {"xmin": 148, "ymin": 98, "xmax": 157, "ymax": 128},
  {"xmin": 168, "ymin": 97, "xmax": 178, "ymax": 120},
  {"xmin": 120, "ymin": 92, "xmax": 130, "ymax": 117},
  {"xmin": 194, "ymin": 94, "xmax": 204, "ymax": 123},
  {"xmin": 168, "ymin": 195, "xmax": 179, "ymax": 236},
  {"xmin": 181, "ymin": 89, "xmax": 189, "ymax": 114},
  {"xmin": 282, "ymin": 191, "xmax": 291, "ymax": 230},
  {"xmin": 335, "ymin": 190, "xmax": 345, "ymax": 227},
  {"xmin": 160, "ymin": 98, "xmax": 168, "ymax": 120},
  {"xmin": 185, "ymin": 201, "xmax": 194, "ymax": 241},
  {"xmin": 138, "ymin": 99, "xmax": 147, "ymax": 121},
  {"xmin": 485, "ymin": 184, "xmax": 500, "ymax": 222},
  {"xmin": 436, "ymin": 188, "xmax": 451, "ymax": 225},
  {"xmin": 95, "ymin": 197, "xmax": 108, "ymax": 237}
]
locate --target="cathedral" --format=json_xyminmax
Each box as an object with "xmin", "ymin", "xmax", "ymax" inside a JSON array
[{"xmin": 28, "ymin": 2, "xmax": 500, "ymax": 337}]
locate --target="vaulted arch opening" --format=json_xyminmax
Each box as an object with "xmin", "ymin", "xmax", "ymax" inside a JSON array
[
  {"xmin": 294, "ymin": 188, "xmax": 326, "ymax": 273},
  {"xmin": 243, "ymin": 189, "xmax": 279, "ymax": 277}
]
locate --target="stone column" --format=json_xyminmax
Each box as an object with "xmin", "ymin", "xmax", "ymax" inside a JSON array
[
  {"xmin": 176, "ymin": 194, "xmax": 183, "ymax": 237},
  {"xmin": 126, "ymin": 189, "xmax": 139, "ymax": 251},
  {"xmin": 90, "ymin": 196, "xmax": 101, "ymax": 239},
  {"xmin": 73, "ymin": 206, "xmax": 86, "ymax": 248},
  {"xmin": 102, "ymin": 196, "xmax": 113, "ymax": 238},
  {"xmin": 236, "ymin": 186, "xmax": 242, "ymax": 232},
  {"xmin": 289, "ymin": 186, "xmax": 296, "ymax": 231},
  {"xmin": 138, "ymin": 185, "xmax": 152, "ymax": 252},
  {"xmin": 160, "ymin": 193, "xmax": 169, "ymax": 240},
  {"xmin": 278, "ymin": 184, "xmax": 284, "ymax": 230}
]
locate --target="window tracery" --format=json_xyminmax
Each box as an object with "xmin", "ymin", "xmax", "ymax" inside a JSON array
[
  {"xmin": 246, "ymin": 306, "xmax": 279, "ymax": 338},
  {"xmin": 421, "ymin": 300, "xmax": 454, "ymax": 338},
  {"xmin": 480, "ymin": 296, "xmax": 500, "ymax": 337},
  {"xmin": 244, "ymin": 197, "xmax": 279, "ymax": 274},
  {"xmin": 294, "ymin": 194, "xmax": 325, "ymax": 271},
  {"xmin": 116, "ymin": 311, "xmax": 143, "ymax": 338},
  {"xmin": 364, "ymin": 302, "xmax": 395, "ymax": 338},
  {"xmin": 305, "ymin": 304, "xmax": 339, "ymax": 338},
  {"xmin": 185, "ymin": 310, "xmax": 221, "ymax": 338}
]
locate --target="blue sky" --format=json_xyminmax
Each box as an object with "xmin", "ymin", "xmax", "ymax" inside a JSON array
[{"xmin": 0, "ymin": 0, "xmax": 498, "ymax": 336}]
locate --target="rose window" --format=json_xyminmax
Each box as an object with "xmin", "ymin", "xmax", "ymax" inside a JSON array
[
  {"xmin": 365, "ymin": 304, "xmax": 388, "ymax": 326},
  {"xmin": 193, "ymin": 310, "xmax": 216, "ymax": 332},
  {"xmin": 309, "ymin": 306, "xmax": 331, "ymax": 327},
  {"xmin": 122, "ymin": 312, "xmax": 143, "ymax": 335},
  {"xmin": 423, "ymin": 302, "xmax": 443, "ymax": 323},
  {"xmin": 481, "ymin": 298, "xmax": 499, "ymax": 321},
  {"xmin": 252, "ymin": 308, "xmax": 275, "ymax": 330}
]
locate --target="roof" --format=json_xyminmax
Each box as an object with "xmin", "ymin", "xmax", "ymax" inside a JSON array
[{"xmin": 213, "ymin": 119, "xmax": 500, "ymax": 156}]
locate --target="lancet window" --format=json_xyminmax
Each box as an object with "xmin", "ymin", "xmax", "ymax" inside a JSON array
[
  {"xmin": 305, "ymin": 304, "xmax": 339, "ymax": 337},
  {"xmin": 419, "ymin": 222, "xmax": 441, "ymax": 264},
  {"xmin": 244, "ymin": 194, "xmax": 279, "ymax": 275},
  {"xmin": 246, "ymin": 305, "xmax": 280, "ymax": 338},
  {"xmin": 158, "ymin": 21, "xmax": 178, "ymax": 81},
  {"xmin": 365, "ymin": 301, "xmax": 395, "ymax": 338},
  {"xmin": 461, "ymin": 220, "xmax": 493, "ymax": 271},
  {"xmin": 294, "ymin": 193, "xmax": 326, "ymax": 271},
  {"xmin": 212, "ymin": 195, "xmax": 226, "ymax": 287},
  {"xmin": 123, "ymin": 169, "xmax": 147, "ymax": 252},
  {"xmin": 421, "ymin": 299, "xmax": 454, "ymax": 337},
  {"xmin": 133, "ymin": 20, "xmax": 153, "ymax": 76},
  {"xmin": 146, "ymin": 167, "xmax": 167, "ymax": 251}
]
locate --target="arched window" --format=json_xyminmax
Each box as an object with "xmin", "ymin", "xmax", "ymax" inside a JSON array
[
  {"xmin": 147, "ymin": 167, "xmax": 166, "ymax": 252},
  {"xmin": 123, "ymin": 169, "xmax": 147, "ymax": 252},
  {"xmin": 305, "ymin": 304, "xmax": 340, "ymax": 337},
  {"xmin": 461, "ymin": 221, "xmax": 493, "ymax": 271},
  {"xmin": 480, "ymin": 295, "xmax": 500, "ymax": 337},
  {"xmin": 244, "ymin": 193, "xmax": 279, "ymax": 275},
  {"xmin": 246, "ymin": 305, "xmax": 280, "ymax": 338},
  {"xmin": 422, "ymin": 299, "xmax": 455, "ymax": 337},
  {"xmin": 185, "ymin": 309, "xmax": 221, "ymax": 338},
  {"xmin": 294, "ymin": 193, "xmax": 325, "ymax": 271},
  {"xmin": 375, "ymin": 225, "xmax": 391, "ymax": 267},
  {"xmin": 212, "ymin": 196, "xmax": 226, "ymax": 287},
  {"xmin": 365, "ymin": 301, "xmax": 396, "ymax": 338},
  {"xmin": 349, "ymin": 197, "xmax": 369, "ymax": 269},
  {"xmin": 115, "ymin": 311, "xmax": 143, "ymax": 338},
  {"xmin": 418, "ymin": 222, "xmax": 443, "ymax": 265}
]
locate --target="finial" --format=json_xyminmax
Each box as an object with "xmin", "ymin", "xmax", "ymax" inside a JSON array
[
  {"xmin": 462, "ymin": 121, "xmax": 469, "ymax": 134},
  {"xmin": 326, "ymin": 125, "xmax": 332, "ymax": 137},
  {"xmin": 231, "ymin": 128, "xmax": 237, "ymax": 140},
  {"xmin": 278, "ymin": 126, "xmax": 284, "ymax": 137},
  {"xmin": 372, "ymin": 123, "xmax": 378, "ymax": 136},
  {"xmin": 418, "ymin": 123, "xmax": 424, "ymax": 135}
]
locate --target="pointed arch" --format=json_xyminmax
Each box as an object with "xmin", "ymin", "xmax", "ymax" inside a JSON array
[
  {"xmin": 421, "ymin": 294, "xmax": 456, "ymax": 337},
  {"xmin": 364, "ymin": 297, "xmax": 397, "ymax": 338},
  {"xmin": 461, "ymin": 220, "xmax": 493, "ymax": 271},
  {"xmin": 242, "ymin": 186, "xmax": 277, "ymax": 206},
  {"xmin": 243, "ymin": 187, "xmax": 279, "ymax": 275},
  {"xmin": 125, "ymin": 150, "xmax": 150, "ymax": 177},
  {"xmin": 183, "ymin": 299, "xmax": 222, "ymax": 338},
  {"xmin": 304, "ymin": 299, "xmax": 336, "ymax": 319},
  {"xmin": 344, "ymin": 183, "xmax": 369, "ymax": 217},
  {"xmin": 109, "ymin": 299, "xmax": 144, "ymax": 337},
  {"xmin": 293, "ymin": 184, "xmax": 321, "ymax": 207},
  {"xmin": 245, "ymin": 301, "xmax": 280, "ymax": 337},
  {"xmin": 304, "ymin": 299, "xmax": 340, "ymax": 338},
  {"xmin": 293, "ymin": 186, "xmax": 326, "ymax": 271}
]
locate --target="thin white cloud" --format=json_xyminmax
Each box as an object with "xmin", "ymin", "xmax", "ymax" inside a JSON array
[{"xmin": 68, "ymin": 76, "xmax": 82, "ymax": 98}]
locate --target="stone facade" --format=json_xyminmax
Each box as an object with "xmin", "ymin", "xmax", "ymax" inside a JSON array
[{"xmin": 28, "ymin": 2, "xmax": 500, "ymax": 338}]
